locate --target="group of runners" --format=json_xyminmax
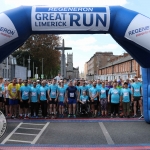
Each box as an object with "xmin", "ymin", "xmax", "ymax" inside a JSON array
[{"xmin": 0, "ymin": 75, "xmax": 143, "ymax": 119}]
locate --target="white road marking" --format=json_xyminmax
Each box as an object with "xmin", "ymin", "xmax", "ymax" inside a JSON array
[
  {"xmin": 1, "ymin": 122, "xmax": 23, "ymax": 144},
  {"xmin": 19, "ymin": 127, "xmax": 42, "ymax": 130},
  {"xmin": 22, "ymin": 123, "xmax": 45, "ymax": 126},
  {"xmin": 7, "ymin": 139, "xmax": 31, "ymax": 143},
  {"xmin": 1, "ymin": 122, "xmax": 49, "ymax": 144},
  {"xmin": 99, "ymin": 122, "xmax": 114, "ymax": 145},
  {"xmin": 14, "ymin": 133, "xmax": 37, "ymax": 136},
  {"xmin": 31, "ymin": 122, "xmax": 49, "ymax": 144}
]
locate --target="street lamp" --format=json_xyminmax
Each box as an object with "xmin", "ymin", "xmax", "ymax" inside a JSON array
[{"xmin": 27, "ymin": 56, "xmax": 31, "ymax": 79}]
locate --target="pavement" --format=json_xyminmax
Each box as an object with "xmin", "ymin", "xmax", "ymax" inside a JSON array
[{"xmin": 0, "ymin": 118, "xmax": 150, "ymax": 150}]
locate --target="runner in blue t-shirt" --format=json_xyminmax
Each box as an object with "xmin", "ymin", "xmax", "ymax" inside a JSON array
[
  {"xmin": 131, "ymin": 76, "xmax": 143, "ymax": 118},
  {"xmin": 30, "ymin": 81, "xmax": 39, "ymax": 118},
  {"xmin": 19, "ymin": 80, "xmax": 31, "ymax": 119},
  {"xmin": 79, "ymin": 91, "xmax": 89, "ymax": 113},
  {"xmin": 108, "ymin": 81, "xmax": 121, "ymax": 118},
  {"xmin": 38, "ymin": 80, "xmax": 49, "ymax": 118},
  {"xmin": 99, "ymin": 82, "xmax": 109, "ymax": 117},
  {"xmin": 57, "ymin": 81, "xmax": 66, "ymax": 118},
  {"xmin": 48, "ymin": 79, "xmax": 58, "ymax": 118},
  {"xmin": 120, "ymin": 82, "xmax": 133, "ymax": 118},
  {"xmin": 66, "ymin": 80, "xmax": 79, "ymax": 118},
  {"xmin": 89, "ymin": 81, "xmax": 99, "ymax": 118},
  {"xmin": 79, "ymin": 81, "xmax": 88, "ymax": 96}
]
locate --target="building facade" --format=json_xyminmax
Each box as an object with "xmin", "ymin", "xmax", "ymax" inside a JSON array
[
  {"xmin": 86, "ymin": 52, "xmax": 118, "ymax": 80},
  {"xmin": 66, "ymin": 53, "xmax": 79, "ymax": 79},
  {"xmin": 99, "ymin": 53, "xmax": 141, "ymax": 81},
  {"xmin": 0, "ymin": 55, "xmax": 27, "ymax": 80}
]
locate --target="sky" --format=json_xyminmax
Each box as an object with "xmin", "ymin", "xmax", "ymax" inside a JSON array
[{"xmin": 0, "ymin": 0, "xmax": 150, "ymax": 72}]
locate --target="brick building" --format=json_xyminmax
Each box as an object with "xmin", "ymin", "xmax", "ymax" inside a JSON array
[
  {"xmin": 99, "ymin": 53, "xmax": 141, "ymax": 81},
  {"xmin": 85, "ymin": 52, "xmax": 118, "ymax": 78}
]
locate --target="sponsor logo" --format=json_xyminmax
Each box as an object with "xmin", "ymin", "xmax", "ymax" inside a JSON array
[
  {"xmin": 0, "ymin": 13, "xmax": 18, "ymax": 46},
  {"xmin": 0, "ymin": 26, "xmax": 16, "ymax": 38},
  {"xmin": 0, "ymin": 111, "xmax": 7, "ymax": 138},
  {"xmin": 125, "ymin": 14, "xmax": 150, "ymax": 50},
  {"xmin": 32, "ymin": 7, "xmax": 110, "ymax": 31},
  {"xmin": 128, "ymin": 26, "xmax": 150, "ymax": 37}
]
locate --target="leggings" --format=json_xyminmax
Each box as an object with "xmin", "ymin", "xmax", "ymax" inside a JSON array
[
  {"xmin": 30, "ymin": 102, "xmax": 39, "ymax": 116},
  {"xmin": 100, "ymin": 98, "xmax": 107, "ymax": 111},
  {"xmin": 111, "ymin": 103, "xmax": 119, "ymax": 114},
  {"xmin": 40, "ymin": 100, "xmax": 47, "ymax": 117}
]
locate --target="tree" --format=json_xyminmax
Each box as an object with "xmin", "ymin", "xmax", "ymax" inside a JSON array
[{"xmin": 12, "ymin": 34, "xmax": 61, "ymax": 79}]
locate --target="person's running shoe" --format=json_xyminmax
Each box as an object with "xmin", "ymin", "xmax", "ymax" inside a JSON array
[
  {"xmin": 11, "ymin": 115, "xmax": 15, "ymax": 119},
  {"xmin": 132, "ymin": 115, "xmax": 137, "ymax": 118},
  {"xmin": 73, "ymin": 115, "xmax": 76, "ymax": 118},
  {"xmin": 24, "ymin": 116, "xmax": 29, "ymax": 119},
  {"xmin": 68, "ymin": 114, "xmax": 71, "ymax": 118}
]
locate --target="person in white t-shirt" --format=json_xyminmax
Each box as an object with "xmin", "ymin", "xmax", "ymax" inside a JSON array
[{"xmin": 54, "ymin": 73, "xmax": 63, "ymax": 83}]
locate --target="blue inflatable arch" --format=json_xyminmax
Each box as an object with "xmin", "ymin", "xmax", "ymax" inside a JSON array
[{"xmin": 0, "ymin": 6, "xmax": 150, "ymax": 123}]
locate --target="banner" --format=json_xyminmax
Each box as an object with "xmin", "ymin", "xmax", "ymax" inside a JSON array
[
  {"xmin": 0, "ymin": 13, "xmax": 18, "ymax": 46},
  {"xmin": 31, "ymin": 6, "xmax": 110, "ymax": 31},
  {"xmin": 125, "ymin": 14, "xmax": 150, "ymax": 50}
]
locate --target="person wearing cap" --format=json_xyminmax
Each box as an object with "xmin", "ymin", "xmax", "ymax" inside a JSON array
[
  {"xmin": 0, "ymin": 76, "xmax": 5, "ymax": 112},
  {"xmin": 120, "ymin": 82, "xmax": 133, "ymax": 118},
  {"xmin": 131, "ymin": 76, "xmax": 143, "ymax": 118}
]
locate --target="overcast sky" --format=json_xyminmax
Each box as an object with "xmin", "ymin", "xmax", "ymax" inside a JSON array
[{"xmin": 0, "ymin": 0, "xmax": 150, "ymax": 72}]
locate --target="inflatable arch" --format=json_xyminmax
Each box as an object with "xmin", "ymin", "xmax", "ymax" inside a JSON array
[{"xmin": 0, "ymin": 6, "xmax": 150, "ymax": 123}]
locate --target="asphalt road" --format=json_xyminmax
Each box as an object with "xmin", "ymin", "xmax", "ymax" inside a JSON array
[{"xmin": 0, "ymin": 118, "xmax": 149, "ymax": 147}]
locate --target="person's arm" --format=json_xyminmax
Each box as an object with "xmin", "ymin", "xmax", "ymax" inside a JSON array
[
  {"xmin": 19, "ymin": 90, "xmax": 22, "ymax": 102},
  {"xmin": 57, "ymin": 90, "xmax": 60, "ymax": 102},
  {"xmin": 65, "ymin": 89, "xmax": 68, "ymax": 102}
]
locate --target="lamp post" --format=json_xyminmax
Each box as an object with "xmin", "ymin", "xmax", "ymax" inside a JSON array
[
  {"xmin": 27, "ymin": 56, "xmax": 31, "ymax": 79},
  {"xmin": 55, "ymin": 39, "xmax": 72, "ymax": 78},
  {"xmin": 41, "ymin": 58, "xmax": 44, "ymax": 79},
  {"xmin": 33, "ymin": 62, "xmax": 34, "ymax": 78}
]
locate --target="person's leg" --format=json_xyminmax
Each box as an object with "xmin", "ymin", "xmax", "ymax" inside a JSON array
[
  {"xmin": 44, "ymin": 101, "xmax": 47, "ymax": 118},
  {"xmin": 40, "ymin": 101, "xmax": 44, "ymax": 117},
  {"xmin": 35, "ymin": 102, "xmax": 39, "ymax": 117},
  {"xmin": 115, "ymin": 103, "xmax": 119, "ymax": 117},
  {"xmin": 101, "ymin": 99, "xmax": 104, "ymax": 116},
  {"xmin": 73, "ymin": 103, "xmax": 76, "ymax": 116},
  {"xmin": 111, "ymin": 103, "xmax": 114, "ymax": 117},
  {"xmin": 103, "ymin": 98, "xmax": 108, "ymax": 116},
  {"xmin": 31, "ymin": 102, "xmax": 34, "ymax": 117},
  {"xmin": 139, "ymin": 99, "xmax": 143, "ymax": 116},
  {"xmin": 123, "ymin": 102, "xmax": 126, "ymax": 117},
  {"xmin": 127, "ymin": 102, "xmax": 130, "ymax": 117},
  {"xmin": 94, "ymin": 101, "xmax": 98, "ymax": 117},
  {"xmin": 133, "ymin": 100, "xmax": 137, "ymax": 116}
]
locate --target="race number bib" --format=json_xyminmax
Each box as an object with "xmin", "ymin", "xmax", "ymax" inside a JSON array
[
  {"xmin": 41, "ymin": 92, "xmax": 45, "ymax": 96},
  {"xmin": 135, "ymin": 89, "xmax": 139, "ymax": 92},
  {"xmin": 23, "ymin": 91, "xmax": 28, "ymax": 96},
  {"xmin": 124, "ymin": 92, "xmax": 128, "ymax": 97},
  {"xmin": 113, "ymin": 90, "xmax": 118, "ymax": 94},
  {"xmin": 82, "ymin": 99, "xmax": 86, "ymax": 102},
  {"xmin": 60, "ymin": 93, "xmax": 63, "ymax": 97},
  {"xmin": 32, "ymin": 92, "xmax": 36, "ymax": 96},
  {"xmin": 101, "ymin": 90, "xmax": 105, "ymax": 94},
  {"xmin": 70, "ymin": 93, "xmax": 74, "ymax": 97},
  {"xmin": 51, "ymin": 92, "xmax": 56, "ymax": 95},
  {"xmin": 12, "ymin": 88, "xmax": 16, "ymax": 93}
]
